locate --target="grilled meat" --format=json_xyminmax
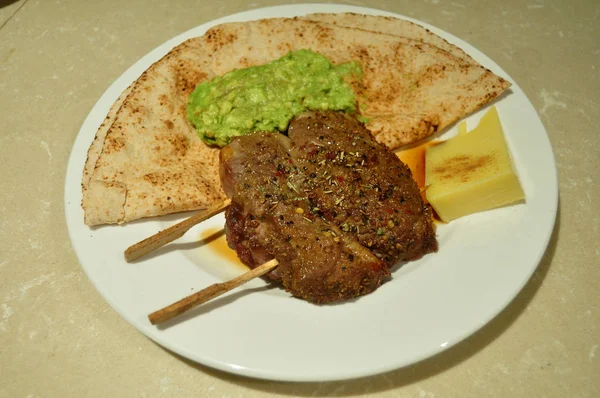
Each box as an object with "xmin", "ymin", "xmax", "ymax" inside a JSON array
[
  {"xmin": 219, "ymin": 111, "xmax": 437, "ymax": 304},
  {"xmin": 288, "ymin": 112, "xmax": 437, "ymax": 265},
  {"xmin": 220, "ymin": 132, "xmax": 389, "ymax": 304}
]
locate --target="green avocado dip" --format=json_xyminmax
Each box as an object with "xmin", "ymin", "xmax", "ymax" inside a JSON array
[{"xmin": 186, "ymin": 49, "xmax": 361, "ymax": 147}]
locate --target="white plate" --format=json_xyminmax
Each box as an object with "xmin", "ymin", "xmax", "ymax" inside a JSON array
[{"xmin": 64, "ymin": 4, "xmax": 558, "ymax": 382}]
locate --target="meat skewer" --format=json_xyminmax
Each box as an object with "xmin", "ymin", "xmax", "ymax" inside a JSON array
[{"xmin": 138, "ymin": 112, "xmax": 436, "ymax": 323}]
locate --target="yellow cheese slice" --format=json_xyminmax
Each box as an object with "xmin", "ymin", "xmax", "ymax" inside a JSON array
[{"xmin": 425, "ymin": 107, "xmax": 525, "ymax": 222}]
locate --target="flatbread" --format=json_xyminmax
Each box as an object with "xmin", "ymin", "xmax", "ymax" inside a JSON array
[
  {"xmin": 302, "ymin": 12, "xmax": 476, "ymax": 65},
  {"xmin": 82, "ymin": 16, "xmax": 510, "ymax": 226},
  {"xmin": 82, "ymin": 39, "xmax": 225, "ymax": 226}
]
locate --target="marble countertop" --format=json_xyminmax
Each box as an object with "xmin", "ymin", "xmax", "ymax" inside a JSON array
[{"xmin": 1, "ymin": 0, "xmax": 598, "ymax": 396}]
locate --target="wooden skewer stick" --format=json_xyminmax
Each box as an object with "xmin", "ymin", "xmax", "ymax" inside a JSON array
[
  {"xmin": 148, "ymin": 258, "xmax": 279, "ymax": 325},
  {"xmin": 124, "ymin": 198, "xmax": 232, "ymax": 262}
]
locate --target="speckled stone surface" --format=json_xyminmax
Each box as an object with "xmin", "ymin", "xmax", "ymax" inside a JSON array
[{"xmin": 1, "ymin": 0, "xmax": 598, "ymax": 396}]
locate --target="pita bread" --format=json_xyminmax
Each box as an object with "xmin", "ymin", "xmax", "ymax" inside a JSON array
[
  {"xmin": 302, "ymin": 12, "xmax": 476, "ymax": 65},
  {"xmin": 82, "ymin": 39, "xmax": 225, "ymax": 226},
  {"xmin": 82, "ymin": 16, "xmax": 510, "ymax": 225}
]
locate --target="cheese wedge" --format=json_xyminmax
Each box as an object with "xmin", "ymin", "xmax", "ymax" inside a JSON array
[{"xmin": 425, "ymin": 107, "xmax": 524, "ymax": 222}]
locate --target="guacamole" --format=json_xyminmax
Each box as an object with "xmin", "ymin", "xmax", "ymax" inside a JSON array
[{"xmin": 186, "ymin": 49, "xmax": 361, "ymax": 147}]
